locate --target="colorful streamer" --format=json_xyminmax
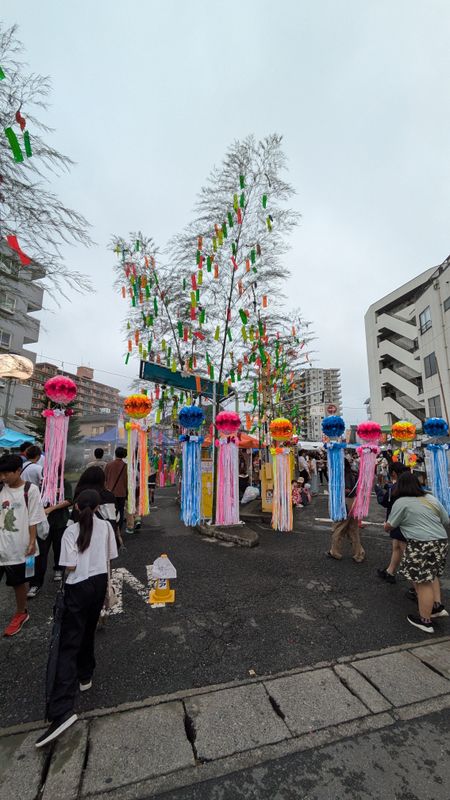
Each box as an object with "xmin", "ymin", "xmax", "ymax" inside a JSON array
[
  {"xmin": 180, "ymin": 436, "xmax": 203, "ymax": 526},
  {"xmin": 215, "ymin": 439, "xmax": 240, "ymax": 526},
  {"xmin": 271, "ymin": 448, "xmax": 293, "ymax": 531},
  {"xmin": 40, "ymin": 411, "xmax": 70, "ymax": 505},
  {"xmin": 325, "ymin": 442, "xmax": 347, "ymax": 521},
  {"xmin": 427, "ymin": 444, "xmax": 450, "ymax": 514},
  {"xmin": 351, "ymin": 445, "xmax": 379, "ymax": 520}
]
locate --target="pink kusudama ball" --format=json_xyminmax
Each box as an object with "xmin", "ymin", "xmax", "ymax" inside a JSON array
[
  {"xmin": 44, "ymin": 375, "xmax": 78, "ymax": 405},
  {"xmin": 215, "ymin": 410, "xmax": 241, "ymax": 436},
  {"xmin": 357, "ymin": 421, "xmax": 381, "ymax": 443}
]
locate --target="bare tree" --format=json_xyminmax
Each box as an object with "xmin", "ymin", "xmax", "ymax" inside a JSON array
[{"xmin": 0, "ymin": 23, "xmax": 92, "ymax": 298}]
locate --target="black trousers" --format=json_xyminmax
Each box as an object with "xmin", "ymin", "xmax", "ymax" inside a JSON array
[
  {"xmin": 115, "ymin": 496, "xmax": 126, "ymax": 529},
  {"xmin": 47, "ymin": 574, "xmax": 107, "ymax": 721},
  {"xmin": 30, "ymin": 527, "xmax": 65, "ymax": 587}
]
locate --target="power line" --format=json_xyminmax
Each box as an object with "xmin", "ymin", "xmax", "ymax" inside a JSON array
[{"xmin": 33, "ymin": 353, "xmax": 132, "ymax": 383}]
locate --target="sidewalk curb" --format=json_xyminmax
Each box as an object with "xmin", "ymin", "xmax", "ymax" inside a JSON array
[{"xmin": 195, "ymin": 522, "xmax": 259, "ymax": 547}]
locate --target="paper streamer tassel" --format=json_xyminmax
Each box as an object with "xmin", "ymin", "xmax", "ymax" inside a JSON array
[
  {"xmin": 262, "ymin": 194, "xmax": 267, "ymax": 208},
  {"xmin": 239, "ymin": 192, "xmax": 245, "ymax": 208},
  {"xmin": 4, "ymin": 127, "xmax": 23, "ymax": 162},
  {"xmin": 23, "ymin": 131, "xmax": 32, "ymax": 158},
  {"xmin": 6, "ymin": 235, "xmax": 31, "ymax": 266},
  {"xmin": 237, "ymin": 208, "xmax": 242, "ymax": 224},
  {"xmin": 214, "ymin": 326, "xmax": 220, "ymax": 340},
  {"xmin": 239, "ymin": 174, "xmax": 245, "ymax": 189},
  {"xmin": 239, "ymin": 309, "xmax": 248, "ymax": 324}
]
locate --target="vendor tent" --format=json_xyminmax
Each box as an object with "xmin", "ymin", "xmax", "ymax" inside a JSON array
[{"xmin": 0, "ymin": 427, "xmax": 35, "ymax": 449}]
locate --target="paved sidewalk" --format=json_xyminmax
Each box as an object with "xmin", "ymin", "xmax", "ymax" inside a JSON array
[{"xmin": 1, "ymin": 637, "xmax": 450, "ymax": 800}]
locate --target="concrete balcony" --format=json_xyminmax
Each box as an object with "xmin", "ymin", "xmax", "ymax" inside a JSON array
[
  {"xmin": 381, "ymin": 396, "xmax": 423, "ymax": 426},
  {"xmin": 380, "ymin": 368, "xmax": 421, "ymax": 402},
  {"xmin": 378, "ymin": 339, "xmax": 420, "ymax": 374}
]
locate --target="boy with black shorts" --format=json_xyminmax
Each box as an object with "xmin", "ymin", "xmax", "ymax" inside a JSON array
[{"xmin": 0, "ymin": 454, "xmax": 47, "ymax": 636}]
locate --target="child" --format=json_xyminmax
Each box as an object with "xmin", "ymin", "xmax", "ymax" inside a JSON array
[
  {"xmin": 291, "ymin": 480, "xmax": 303, "ymax": 508},
  {"xmin": 36, "ymin": 489, "xmax": 118, "ymax": 748},
  {"xmin": 0, "ymin": 454, "xmax": 47, "ymax": 636}
]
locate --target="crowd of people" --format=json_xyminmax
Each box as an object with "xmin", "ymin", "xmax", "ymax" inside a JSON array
[{"xmin": 0, "ymin": 437, "xmax": 448, "ymax": 747}]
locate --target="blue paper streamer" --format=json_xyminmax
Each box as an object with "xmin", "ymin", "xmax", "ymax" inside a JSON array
[
  {"xmin": 325, "ymin": 442, "xmax": 347, "ymax": 521},
  {"xmin": 427, "ymin": 444, "xmax": 450, "ymax": 513},
  {"xmin": 180, "ymin": 438, "xmax": 202, "ymax": 526}
]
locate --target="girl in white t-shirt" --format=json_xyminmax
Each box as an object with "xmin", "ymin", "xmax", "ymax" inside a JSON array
[{"xmin": 36, "ymin": 489, "xmax": 118, "ymax": 748}]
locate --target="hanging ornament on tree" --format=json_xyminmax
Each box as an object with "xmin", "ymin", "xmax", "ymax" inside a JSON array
[
  {"xmin": 178, "ymin": 405, "xmax": 205, "ymax": 527},
  {"xmin": 269, "ymin": 417, "xmax": 293, "ymax": 532},
  {"xmin": 123, "ymin": 394, "xmax": 152, "ymax": 518},
  {"xmin": 215, "ymin": 411, "xmax": 241, "ymax": 526},
  {"xmin": 40, "ymin": 376, "xmax": 78, "ymax": 505}
]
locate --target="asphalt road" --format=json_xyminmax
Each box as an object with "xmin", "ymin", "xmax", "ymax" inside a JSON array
[
  {"xmin": 151, "ymin": 709, "xmax": 450, "ymax": 800},
  {"xmin": 1, "ymin": 488, "xmax": 449, "ymax": 726}
]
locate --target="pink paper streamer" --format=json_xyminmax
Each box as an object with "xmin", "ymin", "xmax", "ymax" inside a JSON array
[
  {"xmin": 351, "ymin": 445, "xmax": 379, "ymax": 520},
  {"xmin": 215, "ymin": 440, "xmax": 239, "ymax": 525},
  {"xmin": 271, "ymin": 450, "xmax": 293, "ymax": 531},
  {"xmin": 41, "ymin": 411, "xmax": 69, "ymax": 505}
]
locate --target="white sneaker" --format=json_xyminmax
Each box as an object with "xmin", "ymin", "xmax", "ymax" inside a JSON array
[
  {"xmin": 53, "ymin": 571, "xmax": 63, "ymax": 582},
  {"xmin": 79, "ymin": 680, "xmax": 92, "ymax": 692},
  {"xmin": 27, "ymin": 586, "xmax": 40, "ymax": 599}
]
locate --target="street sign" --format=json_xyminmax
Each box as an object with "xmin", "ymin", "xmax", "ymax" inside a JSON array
[
  {"xmin": 139, "ymin": 360, "xmax": 231, "ymax": 401},
  {"xmin": 326, "ymin": 403, "xmax": 337, "ymax": 414}
]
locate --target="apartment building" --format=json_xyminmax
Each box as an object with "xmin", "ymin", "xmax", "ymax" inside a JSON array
[
  {"xmin": 0, "ymin": 241, "xmax": 44, "ymax": 432},
  {"xmin": 30, "ymin": 364, "xmax": 123, "ymax": 417},
  {"xmin": 296, "ymin": 368, "xmax": 343, "ymax": 440},
  {"xmin": 365, "ymin": 255, "xmax": 450, "ymax": 427}
]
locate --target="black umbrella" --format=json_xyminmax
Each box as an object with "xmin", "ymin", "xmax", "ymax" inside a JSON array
[{"xmin": 45, "ymin": 579, "xmax": 66, "ymax": 719}]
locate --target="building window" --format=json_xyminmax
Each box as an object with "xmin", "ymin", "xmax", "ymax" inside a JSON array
[
  {"xmin": 424, "ymin": 352, "xmax": 438, "ymax": 379},
  {"xmin": 0, "ymin": 292, "xmax": 16, "ymax": 314},
  {"xmin": 444, "ymin": 297, "xmax": 450, "ymax": 312},
  {"xmin": 419, "ymin": 306, "xmax": 432, "ymax": 334},
  {"xmin": 428, "ymin": 395, "xmax": 442, "ymax": 417},
  {"xmin": 0, "ymin": 329, "xmax": 12, "ymax": 349}
]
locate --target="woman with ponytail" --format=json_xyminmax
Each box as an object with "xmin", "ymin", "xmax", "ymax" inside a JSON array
[{"xmin": 36, "ymin": 490, "xmax": 118, "ymax": 748}]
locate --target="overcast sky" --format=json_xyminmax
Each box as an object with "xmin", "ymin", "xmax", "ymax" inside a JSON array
[{"xmin": 6, "ymin": 0, "xmax": 450, "ymax": 423}]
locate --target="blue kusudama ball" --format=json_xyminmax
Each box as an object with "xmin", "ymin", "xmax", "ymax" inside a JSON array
[
  {"xmin": 322, "ymin": 415, "xmax": 345, "ymax": 438},
  {"xmin": 178, "ymin": 405, "xmax": 205, "ymax": 430},
  {"xmin": 423, "ymin": 417, "xmax": 448, "ymax": 437}
]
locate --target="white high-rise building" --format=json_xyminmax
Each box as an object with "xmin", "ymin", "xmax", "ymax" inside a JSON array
[
  {"xmin": 365, "ymin": 255, "xmax": 450, "ymax": 427},
  {"xmin": 297, "ymin": 368, "xmax": 343, "ymax": 440}
]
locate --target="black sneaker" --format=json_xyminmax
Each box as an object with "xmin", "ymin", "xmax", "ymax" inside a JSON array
[
  {"xmin": 407, "ymin": 614, "xmax": 434, "ymax": 634},
  {"xmin": 377, "ymin": 568, "xmax": 396, "ymax": 584},
  {"xmin": 431, "ymin": 604, "xmax": 449, "ymax": 619},
  {"xmin": 35, "ymin": 712, "xmax": 77, "ymax": 748},
  {"xmin": 406, "ymin": 588, "xmax": 418, "ymax": 601}
]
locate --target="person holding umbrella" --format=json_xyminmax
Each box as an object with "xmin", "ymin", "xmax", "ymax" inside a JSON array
[{"xmin": 36, "ymin": 489, "xmax": 118, "ymax": 748}]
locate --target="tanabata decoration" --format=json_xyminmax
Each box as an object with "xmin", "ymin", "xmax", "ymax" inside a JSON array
[
  {"xmin": 269, "ymin": 418, "xmax": 293, "ymax": 532},
  {"xmin": 351, "ymin": 421, "xmax": 381, "ymax": 520},
  {"xmin": 178, "ymin": 405, "xmax": 205, "ymax": 526},
  {"xmin": 215, "ymin": 411, "xmax": 241, "ymax": 525},
  {"xmin": 391, "ymin": 421, "xmax": 416, "ymax": 442},
  {"xmin": 40, "ymin": 376, "xmax": 78, "ymax": 505},
  {"xmin": 424, "ymin": 417, "xmax": 450, "ymax": 513},
  {"xmin": 123, "ymin": 394, "xmax": 152, "ymax": 517},
  {"xmin": 322, "ymin": 416, "xmax": 347, "ymax": 521},
  {"xmin": 6, "ymin": 235, "xmax": 31, "ymax": 266}
]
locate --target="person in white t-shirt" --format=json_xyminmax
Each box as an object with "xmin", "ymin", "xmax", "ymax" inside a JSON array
[
  {"xmin": 21, "ymin": 445, "xmax": 43, "ymax": 488},
  {"xmin": 36, "ymin": 489, "xmax": 118, "ymax": 748},
  {"xmin": 0, "ymin": 454, "xmax": 47, "ymax": 637}
]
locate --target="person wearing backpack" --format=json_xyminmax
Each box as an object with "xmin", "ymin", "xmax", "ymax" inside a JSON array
[
  {"xmin": 0, "ymin": 454, "xmax": 47, "ymax": 636},
  {"xmin": 35, "ymin": 489, "xmax": 118, "ymax": 747},
  {"xmin": 104, "ymin": 447, "xmax": 127, "ymax": 530}
]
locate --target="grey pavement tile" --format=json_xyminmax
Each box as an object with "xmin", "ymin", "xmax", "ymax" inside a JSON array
[
  {"xmin": 185, "ymin": 684, "xmax": 290, "ymax": 761},
  {"xmin": 81, "ymin": 703, "xmax": 194, "ymax": 795},
  {"xmin": 265, "ymin": 668, "xmax": 368, "ymax": 736},
  {"xmin": 353, "ymin": 651, "xmax": 450, "ymax": 707},
  {"xmin": 333, "ymin": 664, "xmax": 392, "ymax": 713},
  {"xmin": 43, "ymin": 720, "xmax": 88, "ymax": 800},
  {"xmin": 411, "ymin": 640, "xmax": 450, "ymax": 680},
  {"xmin": 0, "ymin": 729, "xmax": 46, "ymax": 800}
]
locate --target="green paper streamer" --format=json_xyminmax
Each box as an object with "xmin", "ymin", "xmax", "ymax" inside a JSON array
[
  {"xmin": 125, "ymin": 352, "xmax": 130, "ymax": 364},
  {"xmin": 239, "ymin": 309, "xmax": 248, "ymax": 324},
  {"xmin": 23, "ymin": 131, "xmax": 32, "ymax": 158},
  {"xmin": 135, "ymin": 240, "xmax": 140, "ymax": 251},
  {"xmin": 222, "ymin": 222, "xmax": 227, "ymax": 238},
  {"xmin": 131, "ymin": 297, "xmax": 136, "ymax": 307},
  {"xmin": 147, "ymin": 314, "xmax": 153, "ymax": 326},
  {"xmin": 196, "ymin": 249, "xmax": 201, "ymax": 264},
  {"xmin": 154, "ymin": 297, "xmax": 158, "ymax": 315},
  {"xmin": 230, "ymin": 369, "xmax": 235, "ymax": 382},
  {"xmin": 4, "ymin": 127, "xmax": 23, "ymax": 162},
  {"xmin": 258, "ymin": 321, "xmax": 264, "ymax": 337},
  {"xmin": 0, "ymin": 67, "xmax": 5, "ymax": 80},
  {"xmin": 239, "ymin": 175, "xmax": 245, "ymax": 189},
  {"xmin": 177, "ymin": 321, "xmax": 183, "ymax": 337},
  {"xmin": 207, "ymin": 255, "xmax": 212, "ymax": 272},
  {"xmin": 227, "ymin": 328, "xmax": 232, "ymax": 342},
  {"xmin": 262, "ymin": 194, "xmax": 267, "ymax": 208},
  {"xmin": 232, "ymin": 242, "xmax": 237, "ymax": 256},
  {"xmin": 199, "ymin": 308, "xmax": 206, "ymax": 324},
  {"xmin": 227, "ymin": 212, "xmax": 233, "ymax": 228},
  {"xmin": 239, "ymin": 192, "xmax": 245, "ymax": 208},
  {"xmin": 251, "ymin": 249, "xmax": 256, "ymax": 264},
  {"xmin": 183, "ymin": 278, "xmax": 187, "ymax": 290},
  {"xmin": 145, "ymin": 285, "xmax": 150, "ymax": 299},
  {"xmin": 196, "ymin": 289, "xmax": 200, "ymax": 302}
]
